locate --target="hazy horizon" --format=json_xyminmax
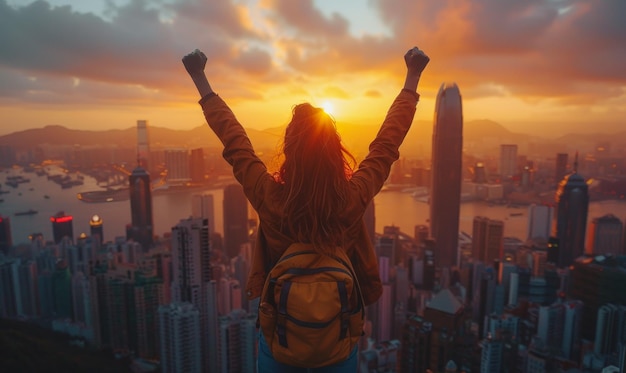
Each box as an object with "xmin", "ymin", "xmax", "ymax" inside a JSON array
[{"xmin": 1, "ymin": 0, "xmax": 625, "ymax": 138}]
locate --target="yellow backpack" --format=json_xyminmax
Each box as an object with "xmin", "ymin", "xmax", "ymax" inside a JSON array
[{"xmin": 258, "ymin": 243, "xmax": 365, "ymax": 368}]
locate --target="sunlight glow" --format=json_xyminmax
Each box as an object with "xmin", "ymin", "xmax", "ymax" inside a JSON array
[{"xmin": 321, "ymin": 101, "xmax": 335, "ymax": 116}]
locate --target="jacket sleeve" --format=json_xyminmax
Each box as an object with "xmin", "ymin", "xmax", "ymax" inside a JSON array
[
  {"xmin": 347, "ymin": 89, "xmax": 419, "ymax": 306},
  {"xmin": 350, "ymin": 89, "xmax": 419, "ymax": 204},
  {"xmin": 199, "ymin": 93, "xmax": 271, "ymax": 209}
]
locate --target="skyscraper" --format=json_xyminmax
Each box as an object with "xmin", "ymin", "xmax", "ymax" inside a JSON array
[
  {"xmin": 569, "ymin": 255, "xmax": 626, "ymax": 340},
  {"xmin": 171, "ymin": 217, "xmax": 212, "ymax": 371},
  {"xmin": 499, "ymin": 144, "xmax": 518, "ymax": 178},
  {"xmin": 554, "ymin": 155, "xmax": 589, "ymax": 268},
  {"xmin": 191, "ymin": 193, "xmax": 215, "ymax": 236},
  {"xmin": 128, "ymin": 166, "xmax": 153, "ymax": 250},
  {"xmin": 158, "ymin": 302, "xmax": 202, "ymax": 373},
  {"xmin": 0, "ymin": 215, "xmax": 12, "ymax": 255},
  {"xmin": 50, "ymin": 211, "xmax": 74, "ymax": 244},
  {"xmin": 586, "ymin": 214, "xmax": 623, "ymax": 256},
  {"xmin": 223, "ymin": 184, "xmax": 249, "ymax": 259},
  {"xmin": 527, "ymin": 204, "xmax": 553, "ymax": 241},
  {"xmin": 137, "ymin": 120, "xmax": 150, "ymax": 171},
  {"xmin": 189, "ymin": 148, "xmax": 205, "ymax": 184},
  {"xmin": 165, "ymin": 148, "xmax": 190, "ymax": 185},
  {"xmin": 401, "ymin": 315, "xmax": 432, "ymax": 373},
  {"xmin": 89, "ymin": 214, "xmax": 104, "ymax": 246},
  {"xmin": 471, "ymin": 216, "xmax": 504, "ymax": 264},
  {"xmin": 430, "ymin": 82, "xmax": 463, "ymax": 269}
]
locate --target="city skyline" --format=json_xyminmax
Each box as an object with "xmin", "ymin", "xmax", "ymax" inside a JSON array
[{"xmin": 1, "ymin": 0, "xmax": 625, "ymax": 137}]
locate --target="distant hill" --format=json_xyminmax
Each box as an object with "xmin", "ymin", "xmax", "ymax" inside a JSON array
[{"xmin": 1, "ymin": 119, "xmax": 623, "ymax": 159}]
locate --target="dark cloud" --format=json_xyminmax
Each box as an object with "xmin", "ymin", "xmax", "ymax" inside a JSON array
[
  {"xmin": 371, "ymin": 0, "xmax": 626, "ymax": 103},
  {"xmin": 0, "ymin": 0, "xmax": 624, "ymax": 110},
  {"xmin": 0, "ymin": 0, "xmax": 269, "ymax": 105},
  {"xmin": 269, "ymin": 0, "xmax": 349, "ymax": 38}
]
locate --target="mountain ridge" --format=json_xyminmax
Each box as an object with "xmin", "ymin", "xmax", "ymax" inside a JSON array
[{"xmin": 2, "ymin": 120, "xmax": 624, "ymax": 159}]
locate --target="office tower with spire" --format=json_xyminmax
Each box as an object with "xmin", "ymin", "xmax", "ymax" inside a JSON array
[
  {"xmin": 51, "ymin": 211, "xmax": 74, "ymax": 245},
  {"xmin": 136, "ymin": 120, "xmax": 150, "ymax": 171},
  {"xmin": 223, "ymin": 184, "xmax": 249, "ymax": 259},
  {"xmin": 0, "ymin": 215, "xmax": 12, "ymax": 256},
  {"xmin": 128, "ymin": 166, "xmax": 154, "ymax": 251},
  {"xmin": 554, "ymin": 154, "xmax": 588, "ymax": 268},
  {"xmin": 430, "ymin": 83, "xmax": 463, "ymax": 268}
]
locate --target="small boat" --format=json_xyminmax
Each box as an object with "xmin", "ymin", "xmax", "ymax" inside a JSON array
[
  {"xmin": 44, "ymin": 195, "xmax": 50, "ymax": 199},
  {"xmin": 14, "ymin": 209, "xmax": 38, "ymax": 216}
]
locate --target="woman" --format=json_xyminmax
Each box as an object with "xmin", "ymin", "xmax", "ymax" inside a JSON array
[{"xmin": 183, "ymin": 46, "xmax": 429, "ymax": 372}]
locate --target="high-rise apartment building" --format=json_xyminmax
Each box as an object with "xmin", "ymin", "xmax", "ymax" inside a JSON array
[
  {"xmin": 128, "ymin": 166, "xmax": 153, "ymax": 250},
  {"xmin": 561, "ymin": 300, "xmax": 583, "ymax": 361},
  {"xmin": 569, "ymin": 256, "xmax": 626, "ymax": 341},
  {"xmin": 217, "ymin": 309, "xmax": 258, "ymax": 373},
  {"xmin": 171, "ymin": 217, "xmax": 212, "ymax": 371},
  {"xmin": 587, "ymin": 214, "xmax": 623, "ymax": 256},
  {"xmin": 191, "ymin": 193, "xmax": 215, "ymax": 236},
  {"xmin": 401, "ymin": 315, "xmax": 432, "ymax": 373},
  {"xmin": 189, "ymin": 147, "xmax": 205, "ymax": 183},
  {"xmin": 18, "ymin": 260, "xmax": 39, "ymax": 317},
  {"xmin": 165, "ymin": 148, "xmax": 190, "ymax": 184},
  {"xmin": 499, "ymin": 144, "xmax": 518, "ymax": 178},
  {"xmin": 223, "ymin": 184, "xmax": 249, "ymax": 259},
  {"xmin": 471, "ymin": 216, "xmax": 504, "ymax": 264},
  {"xmin": 51, "ymin": 211, "xmax": 74, "ymax": 245},
  {"xmin": 527, "ymin": 204, "xmax": 553, "ymax": 241},
  {"xmin": 52, "ymin": 260, "xmax": 73, "ymax": 319},
  {"xmin": 158, "ymin": 302, "xmax": 202, "ymax": 373},
  {"xmin": 0, "ymin": 215, "xmax": 12, "ymax": 255},
  {"xmin": 471, "ymin": 161, "xmax": 486, "ymax": 184},
  {"xmin": 0, "ymin": 259, "xmax": 21, "ymax": 318},
  {"xmin": 430, "ymin": 83, "xmax": 463, "ymax": 269},
  {"xmin": 423, "ymin": 289, "xmax": 465, "ymax": 372},
  {"xmin": 554, "ymin": 157, "xmax": 589, "ymax": 268}
]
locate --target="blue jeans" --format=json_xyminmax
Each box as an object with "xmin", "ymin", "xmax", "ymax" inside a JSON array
[{"xmin": 257, "ymin": 332, "xmax": 358, "ymax": 373}]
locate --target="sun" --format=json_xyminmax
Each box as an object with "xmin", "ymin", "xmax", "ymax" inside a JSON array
[{"xmin": 321, "ymin": 101, "xmax": 335, "ymax": 116}]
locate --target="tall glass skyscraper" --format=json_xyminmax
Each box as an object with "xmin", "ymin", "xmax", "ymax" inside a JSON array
[
  {"xmin": 554, "ymin": 157, "xmax": 589, "ymax": 268},
  {"xmin": 128, "ymin": 166, "xmax": 153, "ymax": 251},
  {"xmin": 430, "ymin": 83, "xmax": 463, "ymax": 269}
]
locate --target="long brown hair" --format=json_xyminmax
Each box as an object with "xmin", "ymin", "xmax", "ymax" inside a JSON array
[{"xmin": 277, "ymin": 103, "xmax": 356, "ymax": 255}]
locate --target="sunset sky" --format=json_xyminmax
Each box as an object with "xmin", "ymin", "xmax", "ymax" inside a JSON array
[{"xmin": 1, "ymin": 0, "xmax": 624, "ymax": 137}]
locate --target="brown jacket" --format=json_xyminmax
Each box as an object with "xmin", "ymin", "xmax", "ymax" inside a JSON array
[{"xmin": 199, "ymin": 89, "xmax": 419, "ymax": 306}]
